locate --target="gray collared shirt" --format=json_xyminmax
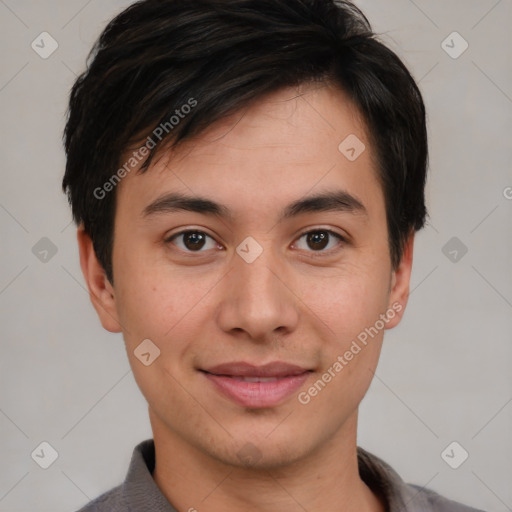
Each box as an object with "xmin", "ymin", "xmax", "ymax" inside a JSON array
[{"xmin": 76, "ymin": 439, "xmax": 485, "ymax": 512}]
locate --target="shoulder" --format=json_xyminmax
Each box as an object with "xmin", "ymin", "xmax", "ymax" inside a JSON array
[
  {"xmin": 357, "ymin": 446, "xmax": 487, "ymax": 512},
  {"xmin": 406, "ymin": 483, "xmax": 488, "ymax": 512},
  {"xmin": 73, "ymin": 438, "xmax": 167, "ymax": 512},
  {"xmin": 74, "ymin": 484, "xmax": 125, "ymax": 512}
]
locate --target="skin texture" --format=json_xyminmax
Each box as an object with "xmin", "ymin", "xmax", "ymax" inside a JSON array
[{"xmin": 78, "ymin": 83, "xmax": 414, "ymax": 512}]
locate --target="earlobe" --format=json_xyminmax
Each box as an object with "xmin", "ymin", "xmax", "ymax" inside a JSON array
[
  {"xmin": 385, "ymin": 233, "xmax": 415, "ymax": 329},
  {"xmin": 77, "ymin": 226, "xmax": 122, "ymax": 333}
]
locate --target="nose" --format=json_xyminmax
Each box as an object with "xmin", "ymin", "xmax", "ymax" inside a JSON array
[{"xmin": 215, "ymin": 242, "xmax": 299, "ymax": 342}]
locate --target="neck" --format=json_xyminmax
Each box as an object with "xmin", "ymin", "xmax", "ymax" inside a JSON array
[{"xmin": 149, "ymin": 409, "xmax": 385, "ymax": 512}]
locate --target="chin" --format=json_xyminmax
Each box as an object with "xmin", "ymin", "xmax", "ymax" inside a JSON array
[{"xmin": 208, "ymin": 435, "xmax": 312, "ymax": 471}]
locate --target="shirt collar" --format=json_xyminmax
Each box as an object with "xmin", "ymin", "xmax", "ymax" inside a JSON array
[
  {"xmin": 121, "ymin": 439, "xmax": 177, "ymax": 511},
  {"xmin": 357, "ymin": 446, "xmax": 433, "ymax": 511}
]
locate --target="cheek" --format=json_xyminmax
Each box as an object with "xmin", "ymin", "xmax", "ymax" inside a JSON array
[
  {"xmin": 302, "ymin": 266, "xmax": 391, "ymax": 342},
  {"xmin": 115, "ymin": 275, "xmax": 168, "ymax": 337},
  {"xmin": 114, "ymin": 272, "xmax": 205, "ymax": 404},
  {"xmin": 113, "ymin": 260, "xmax": 221, "ymax": 365},
  {"xmin": 313, "ymin": 262, "xmax": 391, "ymax": 402}
]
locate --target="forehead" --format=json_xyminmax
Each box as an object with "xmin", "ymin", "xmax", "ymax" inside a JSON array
[
  {"xmin": 116, "ymin": 83, "xmax": 382, "ymax": 221},
  {"xmin": 157, "ymin": 83, "xmax": 371, "ymax": 171}
]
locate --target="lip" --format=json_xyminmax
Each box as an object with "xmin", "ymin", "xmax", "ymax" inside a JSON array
[{"xmin": 201, "ymin": 361, "xmax": 312, "ymax": 408}]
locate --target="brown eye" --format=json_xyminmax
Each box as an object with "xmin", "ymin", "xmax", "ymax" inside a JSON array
[
  {"xmin": 168, "ymin": 230, "xmax": 217, "ymax": 252},
  {"xmin": 295, "ymin": 230, "xmax": 344, "ymax": 253},
  {"xmin": 306, "ymin": 231, "xmax": 329, "ymax": 250}
]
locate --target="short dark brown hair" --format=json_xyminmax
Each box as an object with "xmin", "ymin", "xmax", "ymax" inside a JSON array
[{"xmin": 63, "ymin": 0, "xmax": 428, "ymax": 283}]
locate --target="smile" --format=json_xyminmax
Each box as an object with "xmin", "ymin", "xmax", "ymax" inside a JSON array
[{"xmin": 200, "ymin": 361, "xmax": 312, "ymax": 408}]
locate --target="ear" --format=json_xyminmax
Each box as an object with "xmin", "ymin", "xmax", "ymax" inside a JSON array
[
  {"xmin": 77, "ymin": 225, "xmax": 122, "ymax": 333},
  {"xmin": 385, "ymin": 233, "xmax": 414, "ymax": 329}
]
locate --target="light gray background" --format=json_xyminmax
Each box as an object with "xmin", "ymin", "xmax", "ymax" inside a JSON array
[{"xmin": 0, "ymin": 1, "xmax": 511, "ymax": 511}]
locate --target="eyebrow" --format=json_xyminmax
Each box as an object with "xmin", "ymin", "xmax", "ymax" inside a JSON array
[{"xmin": 142, "ymin": 189, "xmax": 367, "ymax": 222}]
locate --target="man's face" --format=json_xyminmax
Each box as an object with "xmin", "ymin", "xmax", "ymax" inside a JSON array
[{"xmin": 84, "ymin": 84, "xmax": 411, "ymax": 468}]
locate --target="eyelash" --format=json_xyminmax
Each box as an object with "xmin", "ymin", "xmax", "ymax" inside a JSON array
[{"xmin": 165, "ymin": 228, "xmax": 346, "ymax": 257}]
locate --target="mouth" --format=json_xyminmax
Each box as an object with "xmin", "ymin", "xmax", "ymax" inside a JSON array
[{"xmin": 200, "ymin": 361, "xmax": 313, "ymax": 408}]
